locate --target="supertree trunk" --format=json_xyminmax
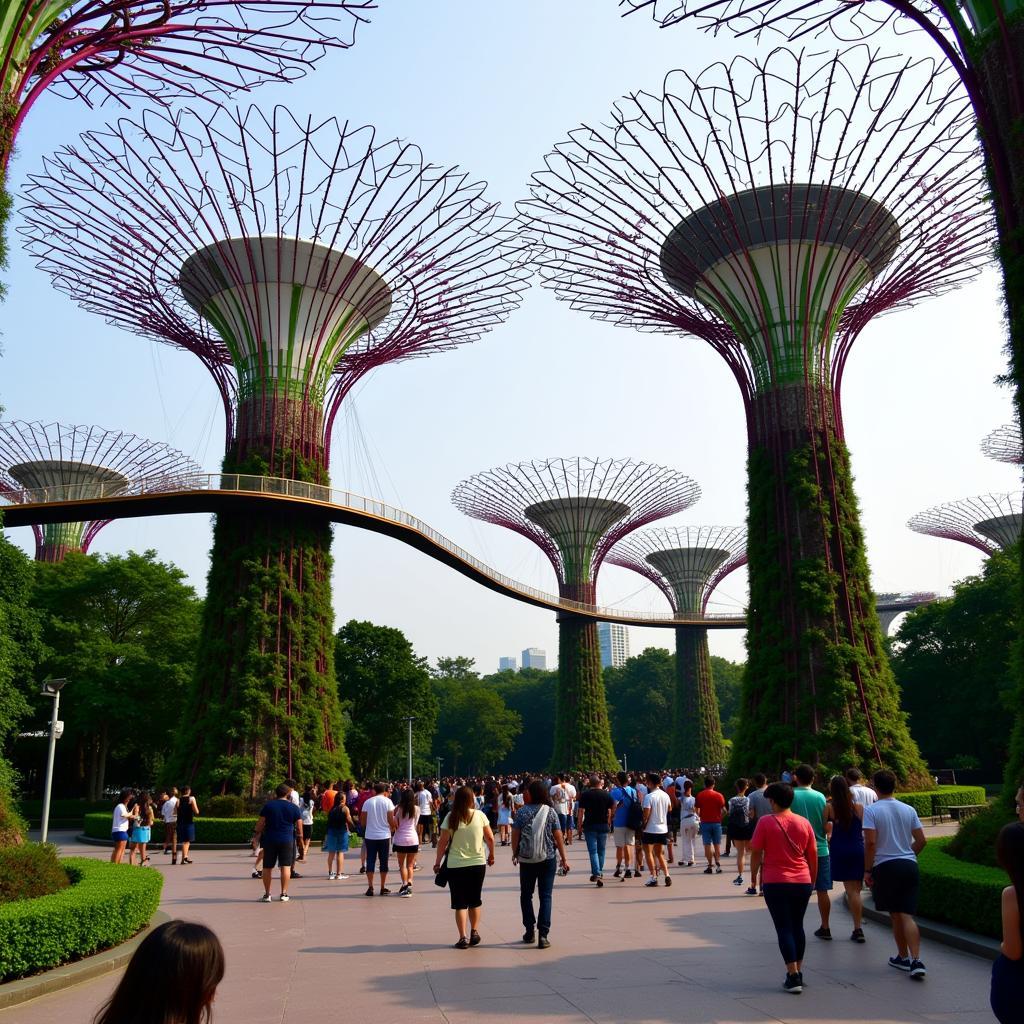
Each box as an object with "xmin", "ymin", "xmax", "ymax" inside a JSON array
[
  {"xmin": 552, "ymin": 584, "xmax": 619, "ymax": 773},
  {"xmin": 731, "ymin": 384, "xmax": 929, "ymax": 786},
  {"xmin": 171, "ymin": 396, "xmax": 348, "ymax": 794},
  {"xmin": 672, "ymin": 625, "xmax": 725, "ymax": 770}
]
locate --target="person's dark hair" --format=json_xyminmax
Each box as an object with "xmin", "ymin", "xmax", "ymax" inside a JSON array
[
  {"xmin": 527, "ymin": 779, "xmax": 552, "ymax": 806},
  {"xmin": 275, "ymin": 782, "xmax": 290, "ymax": 798},
  {"xmin": 93, "ymin": 920, "xmax": 224, "ymax": 1024},
  {"xmin": 829, "ymin": 775, "xmax": 854, "ymax": 828},
  {"xmin": 398, "ymin": 787, "xmax": 417, "ymax": 820},
  {"xmin": 588, "ymin": 773, "xmax": 600, "ymax": 787},
  {"xmin": 703, "ymin": 775, "xmax": 715, "ymax": 788},
  {"xmin": 616, "ymin": 771, "xmax": 628, "ymax": 785},
  {"xmin": 451, "ymin": 786, "xmax": 476, "ymax": 826},
  {"xmin": 752, "ymin": 773, "xmax": 766, "ymax": 788},
  {"xmin": 683, "ymin": 780, "xmax": 693, "ymax": 794},
  {"xmin": 997, "ymin": 822, "xmax": 1024, "ymax": 945},
  {"xmin": 794, "ymin": 764, "xmax": 815, "ymax": 786},
  {"xmin": 118, "ymin": 788, "xmax": 133, "ymax": 805},
  {"xmin": 765, "ymin": 783, "xmax": 794, "ymax": 809},
  {"xmin": 845, "ymin": 767, "xmax": 863, "ymax": 784},
  {"xmin": 373, "ymin": 781, "xmax": 387, "ymax": 794},
  {"xmin": 181, "ymin": 786, "xmax": 192, "ymax": 796},
  {"xmin": 500, "ymin": 785, "xmax": 513, "ymax": 809},
  {"xmin": 284, "ymin": 778, "xmax": 297, "ymax": 788},
  {"xmin": 735, "ymin": 778, "xmax": 748, "ymax": 794},
  {"xmin": 643, "ymin": 771, "xmax": 658, "ymax": 787},
  {"xmin": 872, "ymin": 769, "xmax": 897, "ymax": 796}
]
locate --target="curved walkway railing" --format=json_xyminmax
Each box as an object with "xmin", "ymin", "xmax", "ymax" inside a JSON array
[{"xmin": 0, "ymin": 472, "xmax": 747, "ymax": 629}]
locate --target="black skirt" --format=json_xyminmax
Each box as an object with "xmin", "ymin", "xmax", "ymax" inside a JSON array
[{"xmin": 447, "ymin": 864, "xmax": 486, "ymax": 910}]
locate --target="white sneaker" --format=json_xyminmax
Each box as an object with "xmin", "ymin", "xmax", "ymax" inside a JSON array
[
  {"xmin": 279, "ymin": 893, "xmax": 290, "ymax": 902},
  {"xmin": 259, "ymin": 893, "xmax": 272, "ymax": 903},
  {"xmin": 337, "ymin": 874, "xmax": 349, "ymax": 880}
]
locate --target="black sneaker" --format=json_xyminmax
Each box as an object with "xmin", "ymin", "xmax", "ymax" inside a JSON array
[
  {"xmin": 589, "ymin": 874, "xmax": 597, "ymax": 882},
  {"xmin": 538, "ymin": 935, "xmax": 550, "ymax": 949},
  {"xmin": 364, "ymin": 886, "xmax": 374, "ymax": 896},
  {"xmin": 291, "ymin": 871, "xmax": 303, "ymax": 879},
  {"xmin": 714, "ymin": 864, "xmax": 722, "ymax": 874},
  {"xmin": 596, "ymin": 877, "xmax": 604, "ymax": 887},
  {"xmin": 851, "ymin": 928, "xmax": 866, "ymax": 943},
  {"xmin": 380, "ymin": 887, "xmax": 391, "ymax": 896},
  {"xmin": 703, "ymin": 866, "xmax": 713, "ymax": 875},
  {"xmin": 622, "ymin": 869, "xmax": 632, "ymax": 879},
  {"xmin": 522, "ymin": 930, "xmax": 535, "ymax": 943},
  {"xmin": 359, "ymin": 866, "xmax": 366, "ymax": 874},
  {"xmin": 613, "ymin": 867, "xmax": 622, "ymax": 878},
  {"xmin": 889, "ymin": 955, "xmax": 912, "ymax": 972},
  {"xmin": 783, "ymin": 973, "xmax": 803, "ymax": 994},
  {"xmin": 909, "ymin": 959, "xmax": 926, "ymax": 979},
  {"xmin": 814, "ymin": 927, "xmax": 832, "ymax": 941},
  {"xmin": 644, "ymin": 877, "xmax": 658, "ymax": 887},
  {"xmin": 664, "ymin": 875, "xmax": 672, "ymax": 886}
]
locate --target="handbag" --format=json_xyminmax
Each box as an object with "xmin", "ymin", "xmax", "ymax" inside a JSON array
[{"xmin": 434, "ymin": 814, "xmax": 458, "ymax": 888}]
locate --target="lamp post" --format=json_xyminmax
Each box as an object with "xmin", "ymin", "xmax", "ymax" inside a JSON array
[
  {"xmin": 401, "ymin": 717, "xmax": 416, "ymax": 784},
  {"xmin": 39, "ymin": 679, "xmax": 68, "ymax": 844},
  {"xmin": 435, "ymin": 757, "xmax": 443, "ymax": 779}
]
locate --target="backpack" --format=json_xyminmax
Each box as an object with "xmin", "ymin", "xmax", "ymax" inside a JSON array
[
  {"xmin": 622, "ymin": 787, "xmax": 643, "ymax": 831},
  {"xmin": 727, "ymin": 798, "xmax": 748, "ymax": 832},
  {"xmin": 518, "ymin": 805, "xmax": 553, "ymax": 863}
]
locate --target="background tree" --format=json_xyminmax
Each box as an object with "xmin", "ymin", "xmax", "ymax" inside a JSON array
[
  {"xmin": 431, "ymin": 658, "xmax": 521, "ymax": 774},
  {"xmin": 604, "ymin": 648, "xmax": 673, "ymax": 768},
  {"xmin": 335, "ymin": 620, "xmax": 437, "ymax": 780},
  {"xmin": 31, "ymin": 550, "xmax": 200, "ymax": 800},
  {"xmin": 711, "ymin": 656, "xmax": 744, "ymax": 741},
  {"xmin": 485, "ymin": 667, "xmax": 557, "ymax": 772}
]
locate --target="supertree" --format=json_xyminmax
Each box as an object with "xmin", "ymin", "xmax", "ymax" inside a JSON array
[
  {"xmin": 0, "ymin": 419, "xmax": 200, "ymax": 561},
  {"xmin": 452, "ymin": 457, "xmax": 700, "ymax": 771},
  {"xmin": 519, "ymin": 48, "xmax": 992, "ymax": 784},
  {"xmin": 982, "ymin": 422, "xmax": 1024, "ymax": 465},
  {"xmin": 21, "ymin": 105, "xmax": 530, "ymax": 793},
  {"xmin": 874, "ymin": 592, "xmax": 939, "ymax": 636},
  {"xmin": 607, "ymin": 525, "xmax": 744, "ymax": 768},
  {"xmin": 908, "ymin": 494, "xmax": 1023, "ymax": 555}
]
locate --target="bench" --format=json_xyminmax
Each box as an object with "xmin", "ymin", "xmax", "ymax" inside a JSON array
[{"xmin": 947, "ymin": 804, "xmax": 987, "ymax": 823}]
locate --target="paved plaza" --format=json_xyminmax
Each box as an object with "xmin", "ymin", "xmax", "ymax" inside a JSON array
[{"xmin": 5, "ymin": 830, "xmax": 996, "ymax": 1024}]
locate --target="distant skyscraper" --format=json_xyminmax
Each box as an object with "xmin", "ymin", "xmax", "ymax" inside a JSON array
[
  {"xmin": 499, "ymin": 656, "xmax": 517, "ymax": 672},
  {"xmin": 597, "ymin": 622, "xmax": 630, "ymax": 669},
  {"xmin": 521, "ymin": 648, "xmax": 547, "ymax": 670}
]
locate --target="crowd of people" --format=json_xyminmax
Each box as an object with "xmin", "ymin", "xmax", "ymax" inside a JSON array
[{"xmin": 104, "ymin": 770, "xmax": 1024, "ymax": 1014}]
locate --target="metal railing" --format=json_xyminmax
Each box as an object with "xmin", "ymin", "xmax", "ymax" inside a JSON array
[{"xmin": 0, "ymin": 472, "xmax": 747, "ymax": 627}]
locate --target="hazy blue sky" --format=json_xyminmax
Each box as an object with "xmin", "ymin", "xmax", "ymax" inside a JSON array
[{"xmin": 0, "ymin": 1, "xmax": 1016, "ymax": 671}]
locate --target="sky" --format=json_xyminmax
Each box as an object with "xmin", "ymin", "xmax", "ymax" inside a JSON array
[{"xmin": 0, "ymin": 0, "xmax": 1018, "ymax": 672}]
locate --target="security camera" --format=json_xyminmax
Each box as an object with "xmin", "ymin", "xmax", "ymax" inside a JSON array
[{"xmin": 40, "ymin": 678, "xmax": 68, "ymax": 696}]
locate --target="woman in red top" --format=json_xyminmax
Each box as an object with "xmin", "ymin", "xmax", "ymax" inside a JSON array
[{"xmin": 750, "ymin": 783, "xmax": 819, "ymax": 995}]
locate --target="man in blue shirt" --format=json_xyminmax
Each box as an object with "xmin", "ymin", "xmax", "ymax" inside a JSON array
[
  {"xmin": 255, "ymin": 783, "xmax": 304, "ymax": 903},
  {"xmin": 609, "ymin": 771, "xmax": 638, "ymax": 880}
]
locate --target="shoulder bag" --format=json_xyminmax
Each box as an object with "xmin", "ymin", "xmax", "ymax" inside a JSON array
[{"xmin": 434, "ymin": 813, "xmax": 459, "ymax": 888}]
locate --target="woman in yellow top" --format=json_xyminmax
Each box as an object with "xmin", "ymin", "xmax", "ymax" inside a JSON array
[{"xmin": 434, "ymin": 786, "xmax": 496, "ymax": 948}]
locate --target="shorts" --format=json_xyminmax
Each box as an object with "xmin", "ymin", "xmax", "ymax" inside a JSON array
[
  {"xmin": 393, "ymin": 844, "xmax": 418, "ymax": 854},
  {"xmin": 176, "ymin": 823, "xmax": 195, "ymax": 843},
  {"xmin": 323, "ymin": 829, "xmax": 349, "ymax": 853},
  {"xmin": 729, "ymin": 822, "xmax": 755, "ymax": 842},
  {"xmin": 262, "ymin": 840, "xmax": 295, "ymax": 870},
  {"xmin": 814, "ymin": 854, "xmax": 833, "ymax": 892},
  {"xmin": 613, "ymin": 826, "xmax": 633, "ymax": 847},
  {"xmin": 448, "ymin": 864, "xmax": 486, "ymax": 910},
  {"xmin": 111, "ymin": 830, "xmax": 129, "ymax": 844},
  {"xmin": 642, "ymin": 832, "xmax": 668, "ymax": 845},
  {"xmin": 700, "ymin": 822, "xmax": 723, "ymax": 847},
  {"xmin": 420, "ymin": 815, "xmax": 434, "ymax": 828},
  {"xmin": 130, "ymin": 826, "xmax": 151, "ymax": 844},
  {"xmin": 364, "ymin": 837, "xmax": 391, "ymax": 874},
  {"xmin": 871, "ymin": 858, "xmax": 919, "ymax": 914}
]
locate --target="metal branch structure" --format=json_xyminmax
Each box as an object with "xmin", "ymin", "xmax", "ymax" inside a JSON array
[
  {"xmin": 982, "ymin": 422, "xmax": 1024, "ymax": 465},
  {"xmin": 0, "ymin": 1, "xmax": 376, "ymax": 172},
  {"xmin": 874, "ymin": 591, "xmax": 939, "ymax": 636},
  {"xmin": 908, "ymin": 494, "xmax": 1023, "ymax": 556},
  {"xmin": 519, "ymin": 48, "xmax": 988, "ymax": 784},
  {"xmin": 0, "ymin": 420, "xmax": 200, "ymax": 561},
  {"xmin": 21, "ymin": 104, "xmax": 529, "ymax": 794},
  {"xmin": 608, "ymin": 525, "xmax": 745, "ymax": 767},
  {"xmin": 453, "ymin": 457, "xmax": 700, "ymax": 771}
]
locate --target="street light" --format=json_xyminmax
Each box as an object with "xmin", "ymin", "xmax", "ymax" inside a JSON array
[
  {"xmin": 401, "ymin": 717, "xmax": 416, "ymax": 784},
  {"xmin": 435, "ymin": 756, "xmax": 443, "ymax": 779},
  {"xmin": 39, "ymin": 678, "xmax": 68, "ymax": 844}
]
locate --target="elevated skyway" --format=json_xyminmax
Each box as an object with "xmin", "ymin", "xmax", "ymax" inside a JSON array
[{"xmin": 0, "ymin": 473, "xmax": 747, "ymax": 630}]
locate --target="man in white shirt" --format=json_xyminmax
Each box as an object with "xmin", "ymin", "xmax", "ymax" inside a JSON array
[
  {"xmin": 360, "ymin": 782, "xmax": 397, "ymax": 897},
  {"xmin": 284, "ymin": 779, "xmax": 304, "ymax": 877},
  {"xmin": 159, "ymin": 788, "xmax": 178, "ymax": 858},
  {"xmin": 863, "ymin": 770, "xmax": 927, "ymax": 979},
  {"xmin": 550, "ymin": 775, "xmax": 570, "ymax": 840},
  {"xmin": 563, "ymin": 777, "xmax": 578, "ymax": 845},
  {"xmin": 846, "ymin": 768, "xmax": 878, "ymax": 807},
  {"xmin": 641, "ymin": 772, "xmax": 673, "ymax": 888}
]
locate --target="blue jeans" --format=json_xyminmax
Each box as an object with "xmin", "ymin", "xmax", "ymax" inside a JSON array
[
  {"xmin": 584, "ymin": 828, "xmax": 608, "ymax": 877},
  {"xmin": 519, "ymin": 857, "xmax": 556, "ymax": 935}
]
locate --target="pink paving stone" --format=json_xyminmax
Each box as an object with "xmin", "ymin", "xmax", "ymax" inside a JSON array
[{"xmin": 2, "ymin": 830, "xmax": 996, "ymax": 1024}]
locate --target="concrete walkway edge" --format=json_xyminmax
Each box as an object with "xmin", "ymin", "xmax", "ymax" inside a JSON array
[{"xmin": 860, "ymin": 896, "xmax": 1000, "ymax": 962}]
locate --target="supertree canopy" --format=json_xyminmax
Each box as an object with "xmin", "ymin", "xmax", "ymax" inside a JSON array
[
  {"xmin": 22, "ymin": 105, "xmax": 530, "ymax": 793},
  {"xmin": 0, "ymin": 419, "xmax": 201, "ymax": 561},
  {"xmin": 608, "ymin": 525, "xmax": 745, "ymax": 768},
  {"xmin": 908, "ymin": 494, "xmax": 1023, "ymax": 556},
  {"xmin": 982, "ymin": 422, "xmax": 1024, "ymax": 465},
  {"xmin": 520, "ymin": 47, "xmax": 991, "ymax": 784},
  {"xmin": 452, "ymin": 457, "xmax": 700, "ymax": 771}
]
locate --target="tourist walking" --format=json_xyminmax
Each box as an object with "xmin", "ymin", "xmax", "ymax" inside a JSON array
[
  {"xmin": 863, "ymin": 769, "xmax": 928, "ymax": 978},
  {"xmin": 749, "ymin": 782, "xmax": 818, "ymax": 994},
  {"xmin": 393, "ymin": 787, "xmax": 421, "ymax": 897},
  {"xmin": 677, "ymin": 779, "xmax": 699, "ymax": 867},
  {"xmin": 360, "ymin": 782, "xmax": 397, "ymax": 897},
  {"xmin": 91, "ymin": 920, "xmax": 224, "ymax": 1024},
  {"xmin": 745, "ymin": 774, "xmax": 770, "ymax": 894},
  {"xmin": 577, "ymin": 773, "xmax": 614, "ymax": 886},
  {"xmin": 298, "ymin": 786, "xmax": 316, "ymax": 862},
  {"xmin": 727, "ymin": 779, "xmax": 754, "ymax": 888},
  {"xmin": 827, "ymin": 774, "xmax": 866, "ymax": 941},
  {"xmin": 992, "ymin": 820, "xmax": 1024, "ymax": 1023},
  {"xmin": 416, "ymin": 781, "xmax": 436, "ymax": 847},
  {"xmin": 324, "ymin": 792, "xmax": 352, "ymax": 880},
  {"xmin": 176, "ymin": 787, "xmax": 199, "ymax": 865},
  {"xmin": 791, "ymin": 764, "xmax": 832, "ymax": 938},
  {"xmin": 254, "ymin": 783, "xmax": 304, "ymax": 902},
  {"xmin": 512, "ymin": 779, "xmax": 570, "ymax": 948},
  {"xmin": 563, "ymin": 775, "xmax": 578, "ymax": 846},
  {"xmin": 110, "ymin": 789, "xmax": 136, "ymax": 865},
  {"xmin": 610, "ymin": 771, "xmax": 639, "ymax": 879},
  {"xmin": 695, "ymin": 776, "xmax": 726, "ymax": 874},
  {"xmin": 129, "ymin": 791, "xmax": 155, "ymax": 866},
  {"xmin": 159, "ymin": 788, "xmax": 178, "ymax": 858},
  {"xmin": 497, "ymin": 785, "xmax": 514, "ymax": 846},
  {"xmin": 551, "ymin": 774, "xmax": 570, "ymax": 839},
  {"xmin": 641, "ymin": 772, "xmax": 673, "ymax": 887},
  {"xmin": 846, "ymin": 768, "xmax": 878, "ymax": 807},
  {"xmin": 434, "ymin": 785, "xmax": 496, "ymax": 948}
]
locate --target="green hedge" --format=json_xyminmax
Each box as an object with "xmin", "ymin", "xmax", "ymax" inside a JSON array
[
  {"xmin": 896, "ymin": 786, "xmax": 988, "ymax": 817},
  {"xmin": 0, "ymin": 858, "xmax": 163, "ymax": 981},
  {"xmin": 82, "ymin": 813, "xmax": 359, "ymax": 845},
  {"xmin": 914, "ymin": 837, "xmax": 1005, "ymax": 939}
]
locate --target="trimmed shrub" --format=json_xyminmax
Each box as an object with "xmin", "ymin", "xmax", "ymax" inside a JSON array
[
  {"xmin": 0, "ymin": 788, "xmax": 26, "ymax": 846},
  {"xmin": 17, "ymin": 799, "xmax": 110, "ymax": 820},
  {"xmin": 915, "ymin": 837, "xmax": 1005, "ymax": 939},
  {"xmin": 895, "ymin": 791, "xmax": 934, "ymax": 817},
  {"xmin": 0, "ymin": 858, "xmax": 162, "ymax": 981},
  {"xmin": 0, "ymin": 844, "xmax": 69, "ymax": 903},
  {"xmin": 948, "ymin": 806, "xmax": 1014, "ymax": 868},
  {"xmin": 83, "ymin": 813, "xmax": 358, "ymax": 845},
  {"xmin": 896, "ymin": 786, "xmax": 988, "ymax": 818},
  {"xmin": 205, "ymin": 795, "xmax": 247, "ymax": 819}
]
